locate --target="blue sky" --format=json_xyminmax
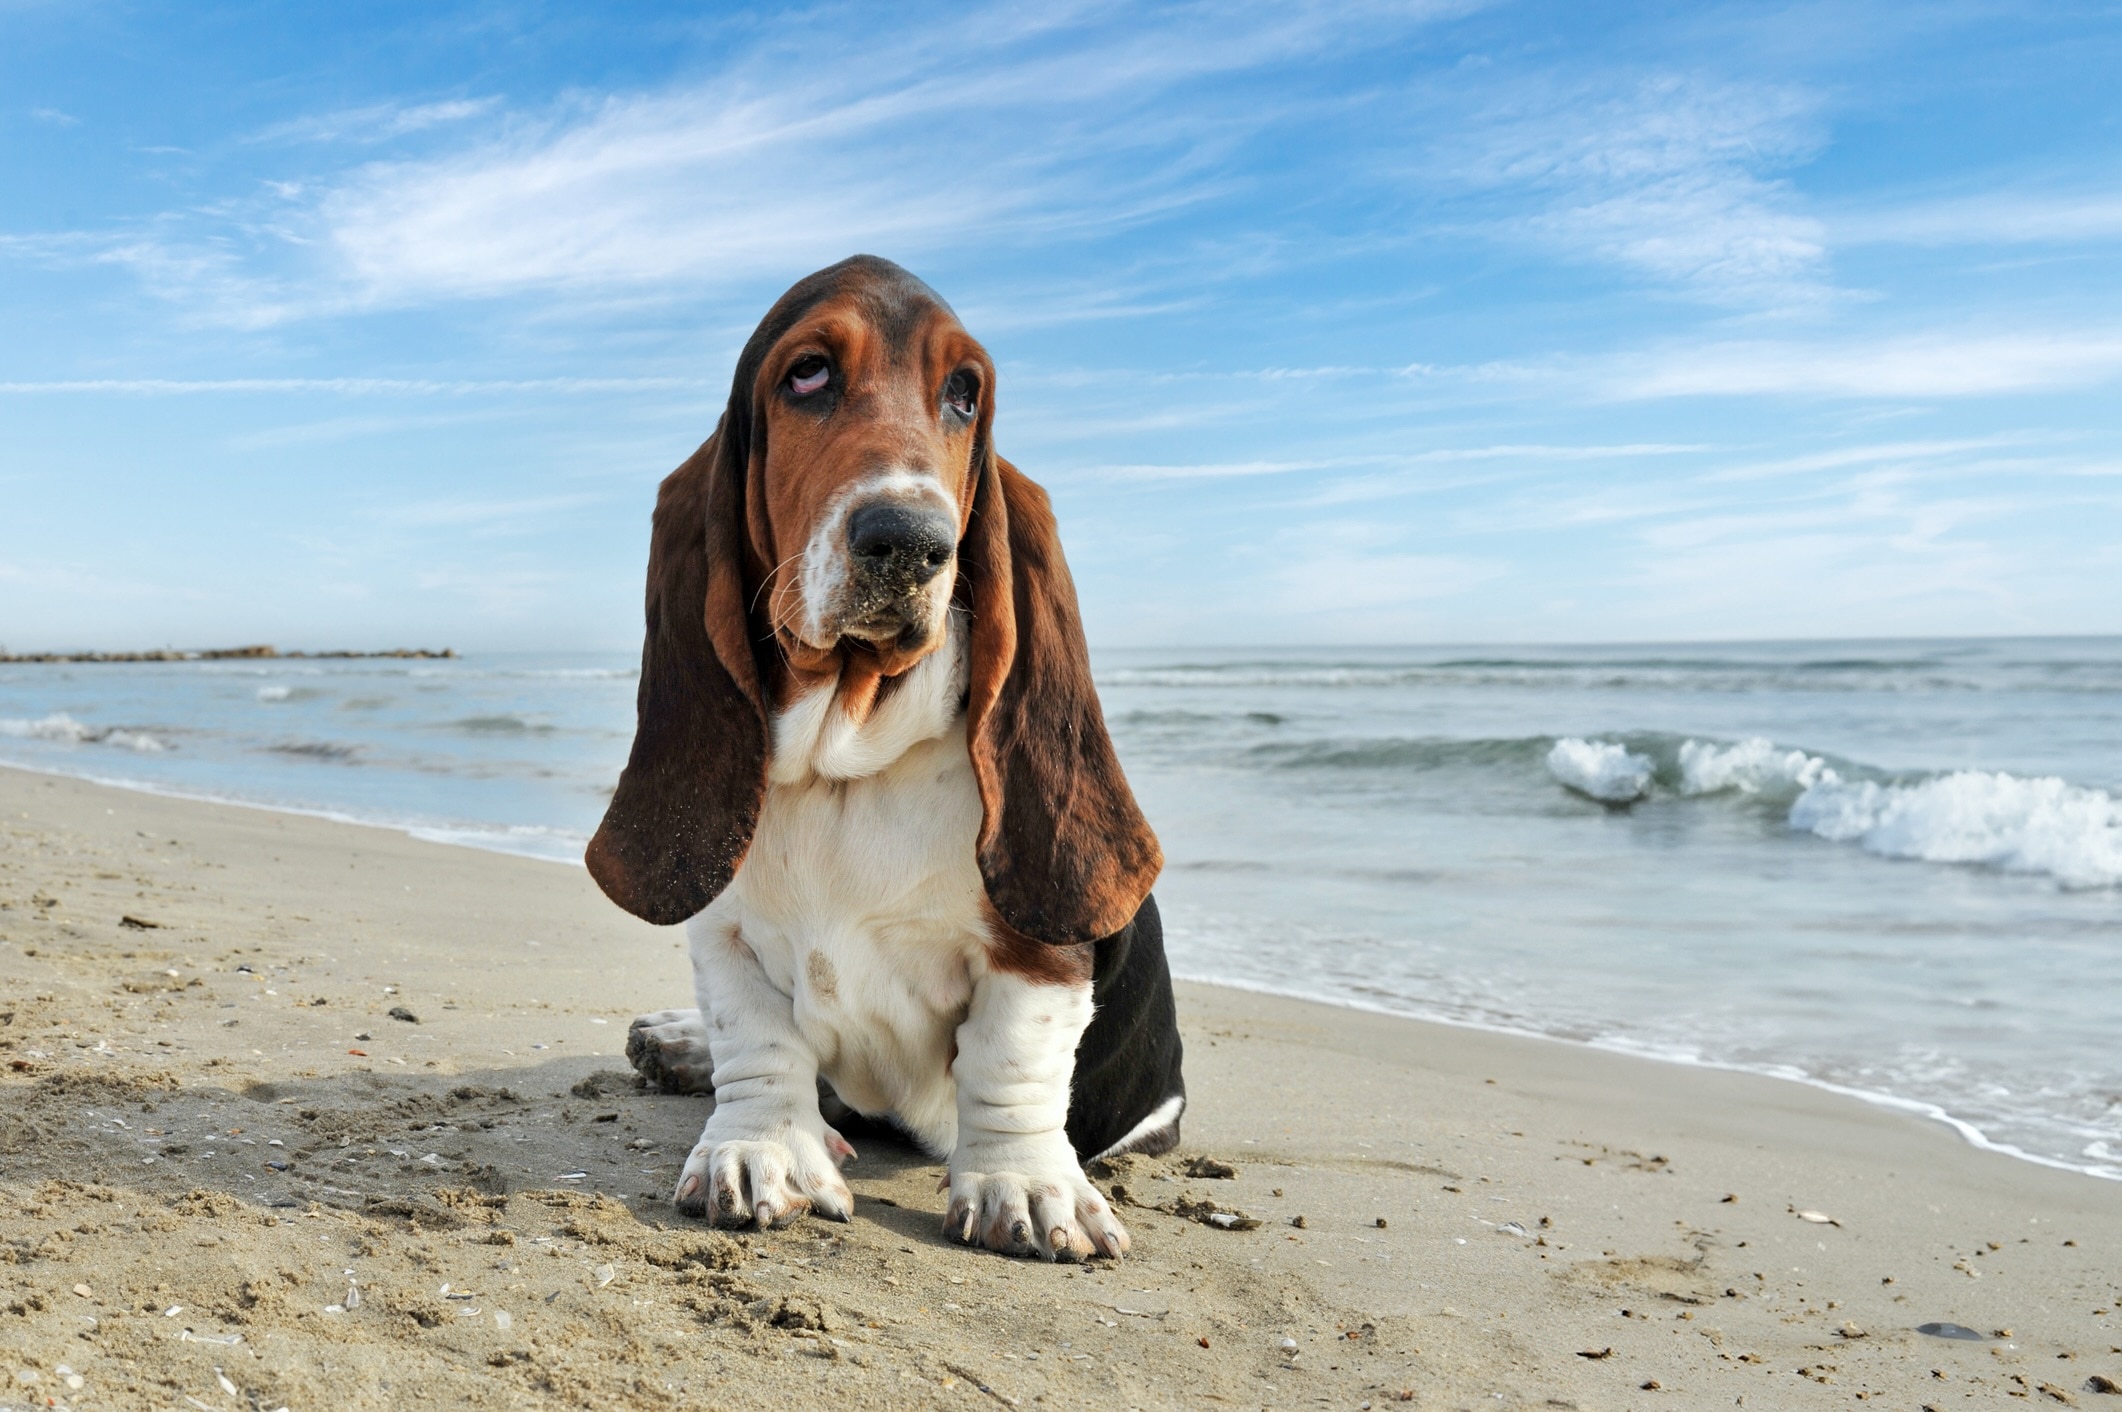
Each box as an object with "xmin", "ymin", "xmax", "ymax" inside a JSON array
[{"xmin": 3, "ymin": 0, "xmax": 2120, "ymax": 652}]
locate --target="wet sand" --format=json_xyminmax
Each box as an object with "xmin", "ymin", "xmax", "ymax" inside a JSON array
[{"xmin": 2, "ymin": 764, "xmax": 2118, "ymax": 1409}]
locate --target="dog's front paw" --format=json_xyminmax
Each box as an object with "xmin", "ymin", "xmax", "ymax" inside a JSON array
[
  {"xmin": 675, "ymin": 1124, "xmax": 853, "ymax": 1228},
  {"xmin": 627, "ymin": 1008, "xmax": 715, "ymax": 1094},
  {"xmin": 943, "ymin": 1150, "xmax": 1128, "ymax": 1261}
]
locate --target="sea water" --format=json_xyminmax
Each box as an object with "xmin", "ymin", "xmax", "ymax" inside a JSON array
[{"xmin": 3, "ymin": 638, "xmax": 2117, "ymax": 1180}]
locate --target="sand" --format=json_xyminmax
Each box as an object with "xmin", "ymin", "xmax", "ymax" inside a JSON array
[{"xmin": 1, "ymin": 763, "xmax": 2118, "ymax": 1410}]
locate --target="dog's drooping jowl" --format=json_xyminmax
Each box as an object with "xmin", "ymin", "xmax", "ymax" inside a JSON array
[{"xmin": 587, "ymin": 256, "xmax": 1185, "ymax": 1261}]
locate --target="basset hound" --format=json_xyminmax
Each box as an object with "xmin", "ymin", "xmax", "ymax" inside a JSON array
[{"xmin": 587, "ymin": 255, "xmax": 1186, "ymax": 1261}]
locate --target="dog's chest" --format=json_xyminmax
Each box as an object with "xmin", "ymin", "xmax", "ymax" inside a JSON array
[{"xmin": 712, "ymin": 638, "xmax": 986, "ymax": 1143}]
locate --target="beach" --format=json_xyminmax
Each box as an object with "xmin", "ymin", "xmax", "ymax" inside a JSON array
[{"xmin": 2, "ymin": 764, "xmax": 2117, "ymax": 1411}]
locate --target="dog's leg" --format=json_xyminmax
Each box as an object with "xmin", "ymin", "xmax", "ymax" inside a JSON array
[
  {"xmin": 671, "ymin": 914, "xmax": 852, "ymax": 1227},
  {"xmin": 944, "ymin": 971, "xmax": 1128, "ymax": 1261},
  {"xmin": 625, "ymin": 1008, "xmax": 715, "ymax": 1094}
]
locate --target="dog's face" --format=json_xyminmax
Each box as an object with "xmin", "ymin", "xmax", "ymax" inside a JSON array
[{"xmin": 747, "ymin": 279, "xmax": 994, "ymax": 680}]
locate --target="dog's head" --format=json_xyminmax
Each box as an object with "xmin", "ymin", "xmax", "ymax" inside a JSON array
[
  {"xmin": 735, "ymin": 257, "xmax": 989, "ymax": 683},
  {"xmin": 586, "ymin": 255, "xmax": 1160, "ymax": 943}
]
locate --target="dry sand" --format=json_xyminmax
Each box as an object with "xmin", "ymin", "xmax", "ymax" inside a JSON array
[{"xmin": 1, "ymin": 763, "xmax": 2118, "ymax": 1410}]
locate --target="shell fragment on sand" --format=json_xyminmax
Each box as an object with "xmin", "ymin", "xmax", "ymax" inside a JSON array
[{"xmin": 1169, "ymin": 1195, "xmax": 1263, "ymax": 1230}]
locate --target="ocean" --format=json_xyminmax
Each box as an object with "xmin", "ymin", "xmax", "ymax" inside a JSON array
[{"xmin": 3, "ymin": 637, "xmax": 2117, "ymax": 1181}]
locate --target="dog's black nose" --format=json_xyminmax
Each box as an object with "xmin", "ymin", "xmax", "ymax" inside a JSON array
[{"xmin": 848, "ymin": 502, "xmax": 955, "ymax": 585}]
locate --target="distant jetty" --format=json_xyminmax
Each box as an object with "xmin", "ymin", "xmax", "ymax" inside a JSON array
[{"xmin": 0, "ymin": 645, "xmax": 456, "ymax": 664}]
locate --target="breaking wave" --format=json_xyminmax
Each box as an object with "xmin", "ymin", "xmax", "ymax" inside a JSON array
[
  {"xmin": 1676, "ymin": 736, "xmax": 1837, "ymax": 796},
  {"xmin": 1791, "ymin": 772, "xmax": 2122, "ymax": 889},
  {"xmin": 1548, "ymin": 734, "xmax": 2122, "ymax": 889},
  {"xmin": 1545, "ymin": 738, "xmax": 1653, "ymax": 802},
  {"xmin": 1231, "ymin": 725, "xmax": 2122, "ymax": 889},
  {"xmin": 0, "ymin": 712, "xmax": 169, "ymax": 752}
]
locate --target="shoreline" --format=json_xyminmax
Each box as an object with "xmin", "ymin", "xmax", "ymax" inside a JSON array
[
  {"xmin": 0, "ymin": 756, "xmax": 595, "ymax": 866},
  {"xmin": 1175, "ymin": 970, "xmax": 2122, "ymax": 1188},
  {"xmin": 3, "ymin": 764, "xmax": 2119, "ymax": 1407},
  {"xmin": 5, "ymin": 752, "xmax": 2115, "ymax": 1189}
]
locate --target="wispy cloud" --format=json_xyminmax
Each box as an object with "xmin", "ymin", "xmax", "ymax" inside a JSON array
[
  {"xmin": 1434, "ymin": 72, "xmax": 1831, "ymax": 307},
  {"xmin": 1090, "ymin": 442, "xmax": 1707, "ymax": 481},
  {"xmin": 13, "ymin": 1, "xmax": 1487, "ymax": 323},
  {"xmin": 1273, "ymin": 534, "xmax": 1504, "ymax": 616},
  {"xmin": 1697, "ymin": 435, "xmax": 2049, "ymax": 482},
  {"xmin": 249, "ymin": 98, "xmax": 499, "ymax": 146},
  {"xmin": 1833, "ymin": 187, "xmax": 2122, "ymax": 248},
  {"xmin": 224, "ymin": 409, "xmax": 526, "ymax": 451},
  {"xmin": 1608, "ymin": 330, "xmax": 2122, "ymax": 398},
  {"xmin": 1093, "ymin": 456, "xmax": 1360, "ymax": 481},
  {"xmin": 383, "ymin": 493, "xmax": 603, "ymax": 531},
  {"xmin": 411, "ymin": 564, "xmax": 566, "ymax": 615},
  {"xmin": 0, "ymin": 555, "xmax": 209, "ymax": 604},
  {"xmin": 307, "ymin": 16, "xmax": 1303, "ymax": 308},
  {"xmin": 28, "ymin": 106, "xmax": 78, "ymax": 127}
]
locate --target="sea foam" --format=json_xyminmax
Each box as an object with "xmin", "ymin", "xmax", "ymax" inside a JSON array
[
  {"xmin": 1791, "ymin": 770, "xmax": 2122, "ymax": 889},
  {"xmin": 1547, "ymin": 731, "xmax": 2121, "ymax": 888},
  {"xmin": 1545, "ymin": 737, "xmax": 1654, "ymax": 802},
  {"xmin": 1, "ymin": 712, "xmax": 95, "ymax": 743},
  {"xmin": 1677, "ymin": 736, "xmax": 1837, "ymax": 798},
  {"xmin": 102, "ymin": 730, "xmax": 167, "ymax": 753},
  {"xmin": 0, "ymin": 713, "xmax": 166, "ymax": 752}
]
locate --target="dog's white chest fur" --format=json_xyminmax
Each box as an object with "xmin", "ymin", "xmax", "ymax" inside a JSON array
[{"xmin": 697, "ymin": 622, "xmax": 986, "ymax": 1154}]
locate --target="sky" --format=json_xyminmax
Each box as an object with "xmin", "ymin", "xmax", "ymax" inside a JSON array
[{"xmin": 3, "ymin": 0, "xmax": 2120, "ymax": 652}]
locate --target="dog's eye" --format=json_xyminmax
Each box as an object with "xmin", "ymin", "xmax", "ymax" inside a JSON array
[
  {"xmin": 944, "ymin": 370, "xmax": 978, "ymax": 418},
  {"xmin": 788, "ymin": 355, "xmax": 830, "ymax": 396}
]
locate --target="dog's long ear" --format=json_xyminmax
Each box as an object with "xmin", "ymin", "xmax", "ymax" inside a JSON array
[
  {"xmin": 585, "ymin": 418, "xmax": 769, "ymax": 925},
  {"xmin": 962, "ymin": 453, "xmax": 1162, "ymax": 945}
]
